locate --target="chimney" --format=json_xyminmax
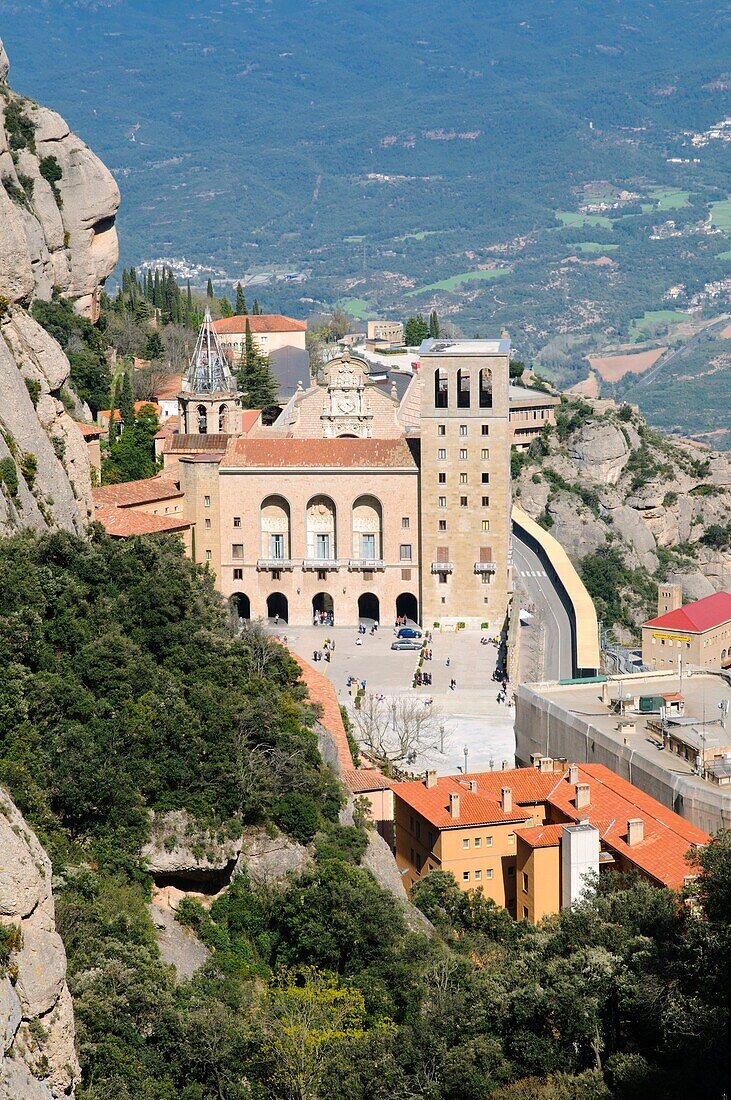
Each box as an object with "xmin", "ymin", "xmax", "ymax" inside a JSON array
[
  {"xmin": 425, "ymin": 769, "xmax": 437, "ymax": 789},
  {"xmin": 449, "ymin": 792, "xmax": 460, "ymax": 819},
  {"xmin": 539, "ymin": 757, "xmax": 553, "ymax": 774},
  {"xmin": 575, "ymin": 782, "xmax": 590, "ymax": 810},
  {"xmin": 530, "ymin": 754, "xmax": 543, "ymax": 769},
  {"xmin": 568, "ymin": 763, "xmax": 579, "ymax": 785},
  {"xmin": 601, "ymin": 681, "xmax": 610, "ymax": 705},
  {"xmin": 468, "ymin": 779, "xmax": 478, "ymax": 793},
  {"xmin": 501, "ymin": 786, "xmax": 513, "ymax": 813},
  {"xmin": 627, "ymin": 818, "xmax": 644, "ymax": 846}
]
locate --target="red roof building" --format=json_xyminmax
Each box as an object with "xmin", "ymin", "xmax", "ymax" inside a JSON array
[{"xmin": 642, "ymin": 588, "xmax": 731, "ymax": 671}]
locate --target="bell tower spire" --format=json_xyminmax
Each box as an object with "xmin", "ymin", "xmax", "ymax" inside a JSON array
[{"xmin": 178, "ymin": 309, "xmax": 245, "ymax": 435}]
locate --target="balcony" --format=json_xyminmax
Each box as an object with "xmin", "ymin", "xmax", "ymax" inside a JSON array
[
  {"xmin": 302, "ymin": 558, "xmax": 340, "ymax": 571},
  {"xmin": 431, "ymin": 561, "xmax": 453, "ymax": 574},
  {"xmin": 257, "ymin": 558, "xmax": 294, "ymax": 571},
  {"xmin": 474, "ymin": 561, "xmax": 497, "ymax": 574},
  {"xmin": 348, "ymin": 558, "xmax": 385, "ymax": 571}
]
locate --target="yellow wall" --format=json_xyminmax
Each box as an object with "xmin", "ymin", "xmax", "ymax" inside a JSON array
[{"xmin": 516, "ymin": 838, "xmax": 560, "ymax": 922}]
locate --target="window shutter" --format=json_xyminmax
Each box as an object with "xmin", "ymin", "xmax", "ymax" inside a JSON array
[
  {"xmin": 480, "ymin": 547, "xmax": 492, "ymax": 563},
  {"xmin": 437, "ymin": 545, "xmax": 449, "ymax": 563}
]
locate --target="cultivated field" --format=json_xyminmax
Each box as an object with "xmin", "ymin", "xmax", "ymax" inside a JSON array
[
  {"xmin": 406, "ymin": 268, "xmax": 510, "ymax": 297},
  {"xmin": 587, "ymin": 347, "xmax": 666, "ymax": 382},
  {"xmin": 710, "ymin": 199, "xmax": 731, "ymax": 231},
  {"xmin": 574, "ymin": 241, "xmax": 620, "ymax": 253},
  {"xmin": 628, "ymin": 310, "xmax": 688, "ymax": 342},
  {"xmin": 556, "ymin": 210, "xmax": 612, "ymax": 229}
]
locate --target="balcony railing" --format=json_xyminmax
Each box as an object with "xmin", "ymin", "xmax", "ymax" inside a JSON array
[
  {"xmin": 474, "ymin": 561, "xmax": 497, "ymax": 574},
  {"xmin": 302, "ymin": 558, "xmax": 340, "ymax": 571},
  {"xmin": 257, "ymin": 558, "xmax": 294, "ymax": 571},
  {"xmin": 431, "ymin": 561, "xmax": 453, "ymax": 574},
  {"xmin": 348, "ymin": 558, "xmax": 385, "ymax": 571}
]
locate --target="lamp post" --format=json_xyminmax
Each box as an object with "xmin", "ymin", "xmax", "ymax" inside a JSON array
[
  {"xmin": 463, "ymin": 745, "xmax": 469, "ymax": 775},
  {"xmin": 440, "ymin": 725, "xmax": 445, "ymax": 754}
]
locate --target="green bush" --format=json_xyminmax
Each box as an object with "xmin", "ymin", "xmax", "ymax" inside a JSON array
[
  {"xmin": 24, "ymin": 377, "xmax": 41, "ymax": 407},
  {"xmin": 20, "ymin": 452, "xmax": 37, "ymax": 490},
  {"xmin": 273, "ymin": 792, "xmax": 321, "ymax": 844},
  {"xmin": 4, "ymin": 98, "xmax": 36, "ymax": 153},
  {"xmin": 0, "ymin": 456, "xmax": 18, "ymax": 499}
]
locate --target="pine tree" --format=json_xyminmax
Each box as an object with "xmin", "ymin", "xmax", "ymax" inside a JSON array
[
  {"xmin": 429, "ymin": 309, "xmax": 440, "ymax": 338},
  {"xmin": 252, "ymin": 298, "xmax": 261, "ymax": 315},
  {"xmin": 235, "ymin": 283, "xmax": 247, "ymax": 315},
  {"xmin": 186, "ymin": 282, "xmax": 193, "ymax": 320},
  {"xmin": 219, "ymin": 296, "xmax": 233, "ymax": 318},
  {"xmin": 206, "ymin": 278, "xmax": 214, "ymax": 300}
]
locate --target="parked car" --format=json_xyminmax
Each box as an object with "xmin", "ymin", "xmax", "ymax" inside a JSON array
[
  {"xmin": 391, "ymin": 639, "xmax": 421, "ymax": 651},
  {"xmin": 397, "ymin": 627, "xmax": 422, "ymax": 639}
]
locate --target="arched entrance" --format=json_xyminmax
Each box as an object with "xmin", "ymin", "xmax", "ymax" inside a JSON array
[
  {"xmin": 229, "ymin": 593, "xmax": 250, "ymax": 624},
  {"xmin": 396, "ymin": 592, "xmax": 418, "ymax": 625},
  {"xmin": 312, "ymin": 592, "xmax": 334, "ymax": 623},
  {"xmin": 358, "ymin": 593, "xmax": 380, "ymax": 623},
  {"xmin": 266, "ymin": 592, "xmax": 288, "ymax": 622}
]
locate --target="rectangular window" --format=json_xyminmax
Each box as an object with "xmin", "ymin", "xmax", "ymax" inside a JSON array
[
  {"xmin": 460, "ymin": 496, "xmax": 468, "ymax": 507},
  {"xmin": 438, "ymin": 520, "xmax": 447, "ymax": 531},
  {"xmin": 439, "ymin": 573, "xmax": 448, "ymax": 584},
  {"xmin": 522, "ymin": 872, "xmax": 529, "ymax": 893},
  {"xmin": 462, "ymin": 838, "xmax": 470, "ymax": 849},
  {"xmin": 482, "ymin": 425, "xmax": 489, "ymax": 435},
  {"xmin": 481, "ymin": 448, "xmax": 489, "ymax": 460},
  {"xmin": 402, "ymin": 517, "xmax": 410, "ymax": 529},
  {"xmin": 523, "ymin": 906, "xmax": 529, "ymax": 920},
  {"xmin": 233, "ymin": 516, "xmax": 241, "ymax": 527},
  {"xmin": 463, "ymin": 871, "xmax": 470, "ymax": 882},
  {"xmin": 271, "ymin": 533, "xmax": 285, "ymax": 559},
  {"xmin": 482, "ymin": 472, "xmax": 489, "ymax": 484},
  {"xmin": 482, "ymin": 520, "xmax": 490, "ymax": 531},
  {"xmin": 485, "ymin": 836, "xmax": 493, "ymax": 847},
  {"xmin": 438, "ymin": 472, "xmax": 446, "ymax": 484},
  {"xmin": 204, "ymin": 495, "xmax": 211, "ymax": 508},
  {"xmin": 459, "ymin": 448, "xmax": 467, "ymax": 460},
  {"xmin": 481, "ymin": 572, "xmax": 490, "ymax": 584},
  {"xmin": 482, "ymin": 496, "xmax": 489, "ymax": 507},
  {"xmin": 316, "ymin": 533, "xmax": 330, "ymax": 559},
  {"xmin": 361, "ymin": 533, "xmax": 376, "ymax": 560},
  {"xmin": 272, "ymin": 570, "xmax": 281, "ymax": 581},
  {"xmin": 474, "ymin": 869, "xmax": 482, "ymax": 880},
  {"xmin": 317, "ymin": 570, "xmax": 327, "ymax": 581},
  {"xmin": 233, "ymin": 568, "xmax": 243, "ymax": 580},
  {"xmin": 401, "ymin": 568, "xmax": 411, "ymax": 581},
  {"xmin": 438, "ymin": 424, "xmax": 446, "ymax": 436},
  {"xmin": 232, "ymin": 544, "xmax": 244, "ymax": 560},
  {"xmin": 400, "ymin": 544, "xmax": 412, "ymax": 561},
  {"xmin": 205, "ymin": 518, "xmax": 211, "ymax": 529},
  {"xmin": 485, "ymin": 868, "xmax": 494, "ymax": 880},
  {"xmin": 438, "ymin": 448, "xmax": 446, "ymax": 460},
  {"xmin": 438, "ymin": 496, "xmax": 447, "ymax": 508},
  {"xmin": 459, "ymin": 472, "xmax": 468, "ymax": 484},
  {"xmin": 205, "ymin": 549, "xmax": 212, "ymax": 561},
  {"xmin": 474, "ymin": 837, "xmax": 481, "ymax": 848},
  {"xmin": 459, "ymin": 424, "xmax": 468, "ymax": 437}
]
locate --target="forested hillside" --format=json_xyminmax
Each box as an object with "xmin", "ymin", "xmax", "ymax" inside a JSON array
[{"xmin": 0, "ymin": 529, "xmax": 731, "ymax": 1099}]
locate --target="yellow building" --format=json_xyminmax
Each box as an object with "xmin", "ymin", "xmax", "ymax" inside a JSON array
[
  {"xmin": 392, "ymin": 759, "xmax": 708, "ymax": 921},
  {"xmin": 642, "ymin": 584, "xmax": 731, "ymax": 671}
]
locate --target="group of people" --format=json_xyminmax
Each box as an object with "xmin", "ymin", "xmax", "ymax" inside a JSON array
[
  {"xmin": 414, "ymin": 669, "xmax": 433, "ymax": 686},
  {"xmin": 312, "ymin": 638, "xmax": 335, "ymax": 664},
  {"xmin": 347, "ymin": 676, "xmax": 367, "ymax": 693},
  {"xmin": 492, "ymin": 668, "xmax": 510, "ymax": 704},
  {"xmin": 313, "ymin": 610, "xmax": 334, "ymax": 627}
]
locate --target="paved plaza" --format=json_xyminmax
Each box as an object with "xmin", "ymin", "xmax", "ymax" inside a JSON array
[{"xmin": 275, "ymin": 621, "xmax": 516, "ymax": 774}]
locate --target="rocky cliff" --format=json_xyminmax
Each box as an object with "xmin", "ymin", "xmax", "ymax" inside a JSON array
[
  {"xmin": 0, "ymin": 788, "xmax": 79, "ymax": 1100},
  {"xmin": 514, "ymin": 395, "xmax": 731, "ymax": 634},
  {"xmin": 0, "ymin": 37, "xmax": 119, "ymax": 535}
]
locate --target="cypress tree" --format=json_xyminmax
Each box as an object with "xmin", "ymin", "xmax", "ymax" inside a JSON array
[
  {"xmin": 252, "ymin": 298, "xmax": 261, "ymax": 315},
  {"xmin": 219, "ymin": 296, "xmax": 233, "ymax": 318},
  {"xmin": 235, "ymin": 282, "xmax": 247, "ymax": 315},
  {"xmin": 206, "ymin": 278, "xmax": 214, "ymax": 300},
  {"xmin": 119, "ymin": 372, "xmax": 135, "ymax": 430},
  {"xmin": 153, "ymin": 269, "xmax": 161, "ymax": 310},
  {"xmin": 429, "ymin": 309, "xmax": 440, "ymax": 338},
  {"xmin": 108, "ymin": 379, "xmax": 119, "ymax": 445},
  {"xmin": 186, "ymin": 282, "xmax": 193, "ymax": 320}
]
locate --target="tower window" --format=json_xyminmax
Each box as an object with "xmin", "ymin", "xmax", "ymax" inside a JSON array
[
  {"xmin": 438, "ymin": 472, "xmax": 446, "ymax": 484},
  {"xmin": 438, "ymin": 424, "xmax": 446, "ymax": 436},
  {"xmin": 482, "ymin": 473, "xmax": 489, "ymax": 484},
  {"xmin": 460, "ymin": 496, "xmax": 468, "ymax": 507},
  {"xmin": 459, "ymin": 424, "xmax": 468, "ymax": 436},
  {"xmin": 439, "ymin": 520, "xmax": 447, "ymax": 531},
  {"xmin": 438, "ymin": 448, "xmax": 446, "ymax": 460},
  {"xmin": 482, "ymin": 496, "xmax": 489, "ymax": 507},
  {"xmin": 459, "ymin": 448, "xmax": 467, "ymax": 460},
  {"xmin": 482, "ymin": 425, "xmax": 489, "ymax": 436},
  {"xmin": 438, "ymin": 496, "xmax": 447, "ymax": 508}
]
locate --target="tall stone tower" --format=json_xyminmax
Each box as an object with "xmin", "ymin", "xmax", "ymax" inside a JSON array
[
  {"xmin": 178, "ymin": 309, "xmax": 245, "ymax": 435},
  {"xmin": 418, "ymin": 339, "xmax": 512, "ymax": 630}
]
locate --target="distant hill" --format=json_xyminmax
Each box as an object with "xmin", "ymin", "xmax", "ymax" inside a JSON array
[{"xmin": 2, "ymin": 0, "xmax": 730, "ymax": 438}]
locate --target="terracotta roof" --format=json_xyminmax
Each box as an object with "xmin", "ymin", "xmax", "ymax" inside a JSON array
[
  {"xmin": 94, "ymin": 505, "xmax": 190, "ymax": 537},
  {"xmin": 290, "ymin": 653, "xmax": 354, "ymax": 773},
  {"xmin": 168, "ymin": 434, "xmax": 232, "ymax": 453},
  {"xmin": 547, "ymin": 763, "xmax": 708, "ymax": 890},
  {"xmin": 221, "ymin": 437, "xmax": 417, "ymax": 470},
  {"xmin": 98, "ymin": 400, "xmax": 161, "ymax": 421},
  {"xmin": 516, "ymin": 824, "xmax": 564, "ymax": 849},
  {"xmin": 644, "ymin": 591, "xmax": 731, "ymax": 633},
  {"xmin": 342, "ymin": 768, "xmax": 393, "ymax": 793},
  {"xmin": 178, "ymin": 452, "xmax": 226, "ymax": 464},
  {"xmin": 240, "ymin": 409, "xmax": 262, "ymax": 434},
  {"xmin": 213, "ymin": 314, "xmax": 307, "ymax": 335},
  {"xmin": 93, "ymin": 477, "xmax": 183, "ymax": 508},
  {"xmin": 74, "ymin": 422, "xmax": 104, "ymax": 438},
  {"xmin": 392, "ymin": 773, "xmax": 536, "ymax": 829}
]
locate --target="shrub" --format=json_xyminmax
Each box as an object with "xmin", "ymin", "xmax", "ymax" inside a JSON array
[
  {"xmin": 0, "ymin": 922, "xmax": 22, "ymax": 974},
  {"xmin": 39, "ymin": 154, "xmax": 63, "ymax": 206},
  {"xmin": 0, "ymin": 456, "xmax": 19, "ymax": 499},
  {"xmin": 4, "ymin": 98, "xmax": 36, "ymax": 153},
  {"xmin": 618, "ymin": 403, "xmax": 633, "ymax": 422},
  {"xmin": 20, "ymin": 452, "xmax": 37, "ymax": 490},
  {"xmin": 273, "ymin": 792, "xmax": 321, "ymax": 844},
  {"xmin": 0, "ymin": 296, "xmax": 10, "ymax": 321},
  {"xmin": 24, "ymin": 377, "xmax": 41, "ymax": 407}
]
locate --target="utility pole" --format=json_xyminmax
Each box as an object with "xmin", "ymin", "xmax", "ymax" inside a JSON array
[{"xmin": 463, "ymin": 745, "xmax": 469, "ymax": 775}]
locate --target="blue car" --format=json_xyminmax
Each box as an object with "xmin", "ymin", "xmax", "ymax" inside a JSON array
[{"xmin": 397, "ymin": 627, "xmax": 422, "ymax": 640}]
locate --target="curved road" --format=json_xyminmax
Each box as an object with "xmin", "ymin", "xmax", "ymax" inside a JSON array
[{"xmin": 512, "ymin": 534, "xmax": 573, "ymax": 682}]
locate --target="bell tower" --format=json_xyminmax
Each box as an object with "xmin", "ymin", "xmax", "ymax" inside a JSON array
[
  {"xmin": 418, "ymin": 338, "xmax": 512, "ymax": 630},
  {"xmin": 178, "ymin": 309, "xmax": 245, "ymax": 436}
]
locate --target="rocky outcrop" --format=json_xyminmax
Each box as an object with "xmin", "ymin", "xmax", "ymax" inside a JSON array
[
  {"xmin": 568, "ymin": 419, "xmax": 630, "ymax": 485},
  {"xmin": 236, "ymin": 828, "xmax": 314, "ymax": 886},
  {"xmin": 141, "ymin": 810, "xmax": 241, "ymax": 882},
  {"xmin": 0, "ymin": 37, "xmax": 119, "ymax": 535},
  {"xmin": 0, "ymin": 788, "xmax": 79, "ymax": 1099}
]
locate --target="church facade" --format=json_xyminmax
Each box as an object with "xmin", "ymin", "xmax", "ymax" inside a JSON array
[{"xmin": 165, "ymin": 326, "xmax": 514, "ymax": 630}]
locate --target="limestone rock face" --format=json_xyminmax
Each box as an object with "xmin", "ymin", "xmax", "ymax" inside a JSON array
[
  {"xmin": 0, "ymin": 788, "xmax": 79, "ymax": 1098},
  {"xmin": 0, "ymin": 36, "xmax": 117, "ymax": 535},
  {"xmin": 236, "ymin": 828, "xmax": 313, "ymax": 886},
  {"xmin": 568, "ymin": 420, "xmax": 629, "ymax": 485},
  {"xmin": 142, "ymin": 810, "xmax": 242, "ymax": 877}
]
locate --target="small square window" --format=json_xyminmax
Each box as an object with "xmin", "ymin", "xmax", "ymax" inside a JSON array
[
  {"xmin": 481, "ymin": 425, "xmax": 489, "ymax": 435},
  {"xmin": 463, "ymin": 870, "xmax": 470, "ymax": 881},
  {"xmin": 272, "ymin": 569, "xmax": 281, "ymax": 581},
  {"xmin": 482, "ymin": 472, "xmax": 489, "ymax": 484},
  {"xmin": 233, "ymin": 568, "xmax": 243, "ymax": 580},
  {"xmin": 459, "ymin": 448, "xmax": 467, "ymax": 460},
  {"xmin": 474, "ymin": 869, "xmax": 482, "ymax": 880},
  {"xmin": 459, "ymin": 472, "xmax": 468, "ymax": 484},
  {"xmin": 233, "ymin": 516, "xmax": 241, "ymax": 527},
  {"xmin": 438, "ymin": 520, "xmax": 447, "ymax": 531},
  {"xmin": 317, "ymin": 570, "xmax": 327, "ymax": 581},
  {"xmin": 402, "ymin": 517, "xmax": 410, "ymax": 529},
  {"xmin": 438, "ymin": 424, "xmax": 446, "ymax": 436},
  {"xmin": 485, "ymin": 836, "xmax": 493, "ymax": 847},
  {"xmin": 482, "ymin": 496, "xmax": 489, "ymax": 507},
  {"xmin": 439, "ymin": 573, "xmax": 448, "ymax": 584},
  {"xmin": 400, "ymin": 544, "xmax": 412, "ymax": 561},
  {"xmin": 438, "ymin": 448, "xmax": 447, "ymax": 460},
  {"xmin": 438, "ymin": 472, "xmax": 446, "ymax": 484},
  {"xmin": 401, "ymin": 568, "xmax": 411, "ymax": 581},
  {"xmin": 460, "ymin": 496, "xmax": 468, "ymax": 507},
  {"xmin": 232, "ymin": 544, "xmax": 244, "ymax": 560},
  {"xmin": 482, "ymin": 519, "xmax": 490, "ymax": 531},
  {"xmin": 474, "ymin": 837, "xmax": 481, "ymax": 848},
  {"xmin": 462, "ymin": 838, "xmax": 470, "ymax": 849},
  {"xmin": 459, "ymin": 424, "xmax": 468, "ymax": 436},
  {"xmin": 485, "ymin": 868, "xmax": 494, "ymax": 880},
  {"xmin": 204, "ymin": 495, "xmax": 211, "ymax": 508},
  {"xmin": 438, "ymin": 496, "xmax": 447, "ymax": 508}
]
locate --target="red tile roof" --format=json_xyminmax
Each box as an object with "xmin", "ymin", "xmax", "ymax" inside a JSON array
[
  {"xmin": 213, "ymin": 314, "xmax": 307, "ymax": 335},
  {"xmin": 393, "ymin": 773, "xmax": 536, "ymax": 829},
  {"xmin": 221, "ymin": 437, "xmax": 417, "ymax": 470},
  {"xmin": 93, "ymin": 477, "xmax": 183, "ymax": 508},
  {"xmin": 240, "ymin": 409, "xmax": 262, "ymax": 434},
  {"xmin": 94, "ymin": 505, "xmax": 190, "ymax": 537},
  {"xmin": 168, "ymin": 434, "xmax": 232, "ymax": 453},
  {"xmin": 342, "ymin": 767, "xmax": 393, "ymax": 793},
  {"xmin": 98, "ymin": 400, "xmax": 161, "ymax": 421},
  {"xmin": 644, "ymin": 591, "xmax": 731, "ymax": 633},
  {"xmin": 516, "ymin": 824, "xmax": 564, "ymax": 848},
  {"xmin": 74, "ymin": 422, "xmax": 104, "ymax": 438},
  {"xmin": 290, "ymin": 653, "xmax": 354, "ymax": 773}
]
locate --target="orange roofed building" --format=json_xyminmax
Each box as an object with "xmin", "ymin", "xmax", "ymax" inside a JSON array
[
  {"xmin": 92, "ymin": 476, "xmax": 192, "ymax": 553},
  {"xmin": 392, "ymin": 758, "xmax": 708, "ymax": 922},
  {"xmin": 642, "ymin": 584, "xmax": 731, "ymax": 671}
]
